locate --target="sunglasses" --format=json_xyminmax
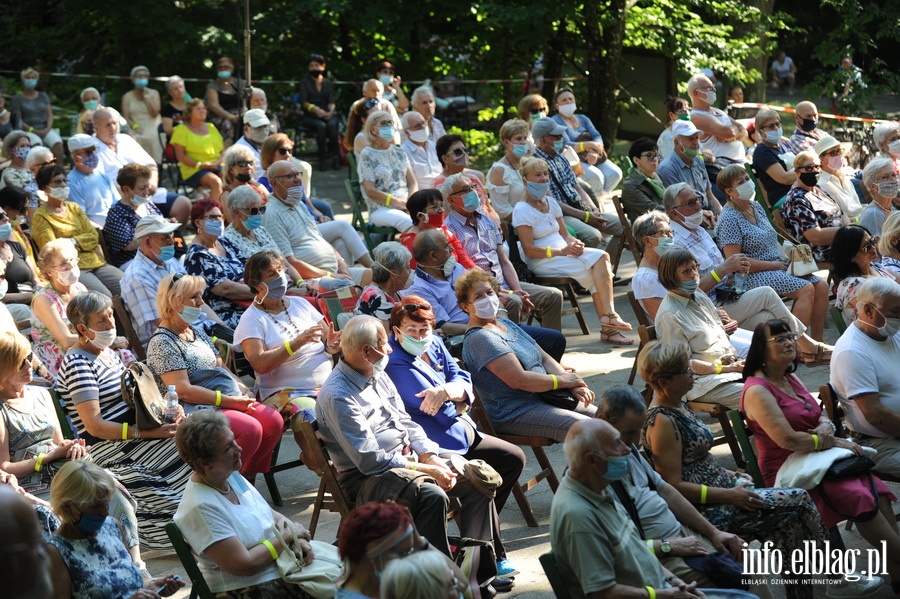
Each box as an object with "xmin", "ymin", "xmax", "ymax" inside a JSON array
[
  {"xmin": 235, "ymin": 160, "xmax": 253, "ymax": 168},
  {"xmin": 448, "ymin": 147, "xmax": 469, "ymax": 158},
  {"xmin": 168, "ymin": 272, "xmax": 185, "ymax": 291},
  {"xmin": 530, "ymin": 108, "xmax": 547, "ymax": 115},
  {"xmin": 20, "ymin": 352, "xmax": 33, "ymax": 371},
  {"xmin": 276, "ymin": 147, "xmax": 293, "ymax": 156},
  {"xmin": 245, "ymin": 206, "xmax": 266, "ymax": 216}
]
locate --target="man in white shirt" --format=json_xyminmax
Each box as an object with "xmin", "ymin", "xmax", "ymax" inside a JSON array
[
  {"xmin": 234, "ymin": 108, "xmax": 269, "ymax": 180},
  {"xmin": 411, "ymin": 86, "xmax": 446, "ymax": 142},
  {"xmin": 400, "ymin": 111, "xmax": 442, "ymax": 190},
  {"xmin": 831, "ymin": 277, "xmax": 900, "ymax": 477}
]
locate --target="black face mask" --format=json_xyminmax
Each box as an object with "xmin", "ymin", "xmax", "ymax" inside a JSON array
[
  {"xmin": 799, "ymin": 171, "xmax": 819, "ymax": 187},
  {"xmin": 309, "ymin": 69, "xmax": 324, "ymax": 77},
  {"xmin": 235, "ymin": 173, "xmax": 252, "ymax": 183},
  {"xmin": 799, "ymin": 117, "xmax": 817, "ymax": 132}
]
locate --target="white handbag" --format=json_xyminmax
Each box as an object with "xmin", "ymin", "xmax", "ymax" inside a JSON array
[{"xmin": 273, "ymin": 525, "xmax": 343, "ymax": 598}]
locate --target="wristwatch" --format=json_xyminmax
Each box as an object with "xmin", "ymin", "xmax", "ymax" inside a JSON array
[{"xmin": 660, "ymin": 538, "xmax": 672, "ymax": 554}]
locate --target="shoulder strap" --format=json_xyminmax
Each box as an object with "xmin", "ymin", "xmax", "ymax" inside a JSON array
[
  {"xmin": 609, "ymin": 481, "xmax": 646, "ymax": 540},
  {"xmin": 545, "ymin": 162, "xmax": 582, "ymax": 208}
]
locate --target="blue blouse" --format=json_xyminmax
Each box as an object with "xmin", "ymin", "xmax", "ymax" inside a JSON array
[
  {"xmin": 552, "ymin": 113, "xmax": 603, "ymax": 146},
  {"xmin": 385, "ymin": 335, "xmax": 476, "ymax": 454},
  {"xmin": 184, "ymin": 235, "xmax": 247, "ymax": 328}
]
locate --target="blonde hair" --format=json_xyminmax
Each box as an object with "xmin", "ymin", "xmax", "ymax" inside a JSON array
[
  {"xmin": 38, "ymin": 238, "xmax": 77, "ymax": 269},
  {"xmin": 20, "ymin": 68, "xmax": 38, "ymax": 81},
  {"xmin": 638, "ymin": 341, "xmax": 691, "ymax": 389},
  {"xmin": 50, "ymin": 461, "xmax": 116, "ymax": 525},
  {"xmin": 499, "ymin": 119, "xmax": 529, "ymax": 142},
  {"xmin": 364, "ymin": 110, "xmax": 392, "ymax": 143},
  {"xmin": 792, "ymin": 151, "xmax": 818, "ymax": 168},
  {"xmin": 0, "ymin": 332, "xmax": 31, "ymax": 381},
  {"xmin": 879, "ymin": 211, "xmax": 900, "ymax": 259},
  {"xmin": 156, "ymin": 274, "xmax": 206, "ymax": 322},
  {"xmin": 520, "ymin": 156, "xmax": 548, "ymax": 179}
]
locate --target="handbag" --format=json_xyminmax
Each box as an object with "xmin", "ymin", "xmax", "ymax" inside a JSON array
[
  {"xmin": 450, "ymin": 536, "xmax": 498, "ymax": 597},
  {"xmin": 788, "ymin": 243, "xmax": 818, "ymax": 277},
  {"xmin": 824, "ymin": 454, "xmax": 874, "ymax": 479},
  {"xmin": 273, "ymin": 525, "xmax": 342, "ymax": 598},
  {"xmin": 120, "ymin": 362, "xmax": 167, "ymax": 430},
  {"xmin": 538, "ymin": 388, "xmax": 578, "ymax": 411}
]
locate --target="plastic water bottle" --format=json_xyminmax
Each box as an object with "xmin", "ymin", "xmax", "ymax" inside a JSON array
[
  {"xmin": 164, "ymin": 385, "xmax": 179, "ymax": 424},
  {"xmin": 733, "ymin": 271, "xmax": 748, "ymax": 294}
]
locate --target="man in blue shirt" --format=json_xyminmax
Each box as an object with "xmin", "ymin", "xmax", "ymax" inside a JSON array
[{"xmin": 67, "ymin": 134, "xmax": 118, "ymax": 227}]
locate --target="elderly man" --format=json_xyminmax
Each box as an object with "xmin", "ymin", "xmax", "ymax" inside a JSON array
[
  {"xmin": 92, "ymin": 108, "xmax": 191, "ymax": 226},
  {"xmin": 550, "ymin": 419, "xmax": 714, "ymax": 599},
  {"xmin": 400, "ymin": 111, "xmax": 442, "ymax": 189},
  {"xmin": 789, "ymin": 101, "xmax": 827, "ymax": 154},
  {"xmin": 234, "ymin": 108, "xmax": 270, "ymax": 180},
  {"xmin": 315, "ymin": 315, "xmax": 504, "ymax": 567},
  {"xmin": 831, "ymin": 277, "xmax": 900, "ymax": 478},
  {"xmin": 249, "ymin": 87, "xmax": 280, "ymax": 134},
  {"xmin": 66, "ymin": 134, "xmax": 118, "ymax": 227},
  {"xmin": 264, "ymin": 160, "xmax": 373, "ymax": 285},
  {"xmin": 531, "ymin": 117, "xmax": 623, "ymax": 256},
  {"xmin": 0, "ymin": 487, "xmax": 54, "ymax": 599},
  {"xmin": 411, "ymin": 85, "xmax": 446, "ymax": 142},
  {"xmin": 688, "ymin": 73, "xmax": 747, "ymax": 167},
  {"xmin": 657, "ymin": 120, "xmax": 721, "ymax": 224},
  {"xmin": 121, "ymin": 215, "xmax": 222, "ymax": 345}
]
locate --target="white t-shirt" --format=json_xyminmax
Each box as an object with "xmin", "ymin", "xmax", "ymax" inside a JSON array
[
  {"xmin": 830, "ymin": 324, "xmax": 900, "ymax": 438},
  {"xmin": 631, "ymin": 267, "xmax": 667, "ymax": 321},
  {"xmin": 174, "ymin": 473, "xmax": 279, "ymax": 592},
  {"xmin": 771, "ymin": 57, "xmax": 794, "ymax": 78},
  {"xmin": 233, "ymin": 297, "xmax": 332, "ymax": 400},
  {"xmin": 95, "ymin": 134, "xmax": 170, "ymax": 204}
]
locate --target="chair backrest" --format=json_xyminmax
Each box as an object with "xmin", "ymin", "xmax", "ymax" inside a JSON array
[
  {"xmin": 316, "ymin": 286, "xmax": 361, "ymax": 331},
  {"xmin": 818, "ymin": 384, "xmax": 847, "ymax": 438},
  {"xmin": 539, "ymin": 552, "xmax": 573, "ymax": 599},
  {"xmin": 726, "ymin": 410, "xmax": 766, "ymax": 487},
  {"xmin": 297, "ymin": 419, "xmax": 353, "ymax": 515},
  {"xmin": 49, "ymin": 388, "xmax": 77, "ymax": 440},
  {"xmin": 347, "ymin": 151, "xmax": 359, "ymax": 179},
  {"xmin": 610, "ymin": 191, "xmax": 644, "ymax": 265},
  {"xmin": 830, "ymin": 306, "xmax": 847, "ymax": 335},
  {"xmin": 344, "ymin": 179, "xmax": 368, "ymax": 233},
  {"xmin": 165, "ymin": 521, "xmax": 214, "ymax": 599},
  {"xmin": 626, "ymin": 290, "xmax": 652, "ymax": 328},
  {"xmin": 112, "ymin": 295, "xmax": 146, "ymax": 362}
]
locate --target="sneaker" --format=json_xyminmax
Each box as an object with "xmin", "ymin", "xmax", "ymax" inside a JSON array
[
  {"xmin": 491, "ymin": 576, "xmax": 515, "ymax": 593},
  {"xmin": 825, "ymin": 574, "xmax": 883, "ymax": 598},
  {"xmin": 496, "ymin": 559, "xmax": 520, "ymax": 577}
]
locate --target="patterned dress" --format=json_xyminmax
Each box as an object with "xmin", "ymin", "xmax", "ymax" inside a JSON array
[
  {"xmin": 184, "ymin": 236, "xmax": 248, "ymax": 328},
  {"xmin": 642, "ymin": 402, "xmax": 826, "ymax": 599},
  {"xmin": 715, "ymin": 202, "xmax": 819, "ymax": 295},
  {"xmin": 355, "ymin": 285, "xmax": 398, "ymax": 322},
  {"xmin": 781, "ymin": 186, "xmax": 844, "ymax": 264},
  {"xmin": 834, "ymin": 263, "xmax": 894, "ymax": 325}
]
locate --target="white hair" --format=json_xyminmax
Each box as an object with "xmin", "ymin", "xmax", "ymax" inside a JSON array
[
  {"xmin": 862, "ymin": 157, "xmax": 895, "ymax": 187},
  {"xmin": 25, "ymin": 146, "xmax": 53, "ymax": 169},
  {"xmin": 563, "ymin": 423, "xmax": 605, "ymax": 471},
  {"xmin": 873, "ymin": 121, "xmax": 900, "ymax": 148},
  {"xmin": 342, "ymin": 315, "xmax": 383, "ymax": 352},
  {"xmin": 857, "ymin": 277, "xmax": 900, "ymax": 308},
  {"xmin": 400, "ymin": 111, "xmax": 424, "ymax": 130},
  {"xmin": 410, "ymin": 86, "xmax": 435, "ymax": 106},
  {"xmin": 439, "ymin": 173, "xmax": 468, "ymax": 200}
]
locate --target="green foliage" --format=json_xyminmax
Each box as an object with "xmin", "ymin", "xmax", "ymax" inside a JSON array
[{"xmin": 447, "ymin": 126, "xmax": 500, "ymax": 171}]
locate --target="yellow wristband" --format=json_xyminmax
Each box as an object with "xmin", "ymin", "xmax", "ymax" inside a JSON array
[
  {"xmin": 811, "ymin": 433, "xmax": 820, "ymax": 451},
  {"xmin": 261, "ymin": 539, "xmax": 279, "ymax": 560},
  {"xmin": 645, "ymin": 538, "xmax": 655, "ymax": 554},
  {"xmin": 284, "ymin": 340, "xmax": 295, "ymax": 356},
  {"xmin": 28, "ymin": 126, "xmax": 34, "ymax": 133},
  {"xmin": 550, "ymin": 374, "xmax": 559, "ymax": 390},
  {"xmin": 646, "ymin": 586, "xmax": 657, "ymax": 599},
  {"xmin": 35, "ymin": 453, "xmax": 46, "ymax": 472},
  {"xmin": 710, "ymin": 270, "xmax": 722, "ymax": 283},
  {"xmin": 385, "ymin": 194, "xmax": 392, "ymax": 207},
  {"xmin": 715, "ymin": 361, "xmax": 722, "ymax": 375},
  {"xmin": 545, "ymin": 245, "xmax": 553, "ymax": 258},
  {"xmin": 700, "ymin": 484, "xmax": 708, "ymax": 504},
  {"xmin": 584, "ymin": 210, "xmax": 590, "ymax": 223},
  {"xmin": 296, "ymin": 278, "xmax": 304, "ymax": 286},
  {"xmin": 409, "ymin": 462, "xmax": 417, "ymax": 471},
  {"xmin": 122, "ymin": 422, "xmax": 129, "ymax": 440},
  {"xmin": 506, "ymin": 290, "xmax": 515, "ymax": 295},
  {"xmin": 211, "ymin": 335, "xmax": 218, "ymax": 344},
  {"xmin": 215, "ymin": 390, "xmax": 222, "ymax": 407},
  {"xmin": 578, "ymin": 142, "xmax": 585, "ymax": 152}
]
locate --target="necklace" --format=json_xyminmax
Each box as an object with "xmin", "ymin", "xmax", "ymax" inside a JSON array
[
  {"xmin": 198, "ymin": 474, "xmax": 231, "ymax": 495},
  {"xmin": 528, "ymin": 197, "xmax": 549, "ymax": 213},
  {"xmin": 264, "ymin": 299, "xmax": 306, "ymax": 340},
  {"xmin": 730, "ymin": 200, "xmax": 756, "ymax": 221},
  {"xmin": 873, "ymin": 197, "xmax": 893, "ymax": 213}
]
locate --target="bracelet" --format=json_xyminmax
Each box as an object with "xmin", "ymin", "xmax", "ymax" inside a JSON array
[
  {"xmin": 715, "ymin": 361, "xmax": 722, "ymax": 375},
  {"xmin": 646, "ymin": 586, "xmax": 657, "ymax": 599},
  {"xmin": 545, "ymin": 246, "xmax": 553, "ymax": 258},
  {"xmin": 700, "ymin": 484, "xmax": 708, "ymax": 504},
  {"xmin": 578, "ymin": 142, "xmax": 585, "ymax": 152},
  {"xmin": 261, "ymin": 539, "xmax": 279, "ymax": 560},
  {"xmin": 296, "ymin": 278, "xmax": 304, "ymax": 286},
  {"xmin": 211, "ymin": 336, "xmax": 219, "ymax": 344},
  {"xmin": 645, "ymin": 538, "xmax": 655, "ymax": 555},
  {"xmin": 550, "ymin": 374, "xmax": 559, "ymax": 390},
  {"xmin": 122, "ymin": 422, "xmax": 129, "ymax": 440},
  {"xmin": 284, "ymin": 340, "xmax": 295, "ymax": 356},
  {"xmin": 811, "ymin": 433, "xmax": 820, "ymax": 451},
  {"xmin": 506, "ymin": 290, "xmax": 515, "ymax": 295},
  {"xmin": 34, "ymin": 453, "xmax": 46, "ymax": 472},
  {"xmin": 215, "ymin": 390, "xmax": 222, "ymax": 407},
  {"xmin": 584, "ymin": 210, "xmax": 590, "ymax": 223},
  {"xmin": 28, "ymin": 126, "xmax": 34, "ymax": 133},
  {"xmin": 385, "ymin": 194, "xmax": 392, "ymax": 207},
  {"xmin": 710, "ymin": 270, "xmax": 722, "ymax": 283}
]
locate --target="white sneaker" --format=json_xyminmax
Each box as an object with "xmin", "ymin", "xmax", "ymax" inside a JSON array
[{"xmin": 825, "ymin": 575, "xmax": 883, "ymax": 598}]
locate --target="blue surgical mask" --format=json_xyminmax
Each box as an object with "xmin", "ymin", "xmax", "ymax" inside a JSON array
[
  {"xmin": 655, "ymin": 237, "xmax": 674, "ymax": 255},
  {"xmin": 378, "ymin": 126, "xmax": 394, "ymax": 141},
  {"xmin": 526, "ymin": 180, "xmax": 550, "ymax": 199},
  {"xmin": 23, "ymin": 79, "xmax": 38, "ymax": 89},
  {"xmin": 134, "ymin": 78, "xmax": 149, "ymax": 88},
  {"xmin": 75, "ymin": 511, "xmax": 106, "ymax": 535},
  {"xmin": 263, "ymin": 273, "xmax": 288, "ymax": 301},
  {"xmin": 0, "ymin": 223, "xmax": 12, "ymax": 242},
  {"xmin": 379, "ymin": 75, "xmax": 393, "ymax": 87},
  {"xmin": 245, "ymin": 214, "xmax": 263, "ymax": 230},
  {"xmin": 156, "ymin": 244, "xmax": 175, "ymax": 262},
  {"xmin": 553, "ymin": 139, "xmax": 566, "ymax": 153},
  {"xmin": 764, "ymin": 128, "xmax": 783, "ymax": 144},
  {"xmin": 602, "ymin": 455, "xmax": 629, "ymax": 481},
  {"xmin": 84, "ymin": 100, "xmax": 100, "ymax": 111},
  {"xmin": 511, "ymin": 143, "xmax": 529, "ymax": 158},
  {"xmin": 398, "ymin": 330, "xmax": 433, "ymax": 356},
  {"xmin": 678, "ymin": 278, "xmax": 700, "ymax": 294},
  {"xmin": 204, "ymin": 219, "xmax": 223, "ymax": 237},
  {"xmin": 217, "ymin": 70, "xmax": 232, "ymax": 79},
  {"xmin": 179, "ymin": 304, "xmax": 203, "ymax": 324},
  {"xmin": 462, "ymin": 190, "xmax": 481, "ymax": 211}
]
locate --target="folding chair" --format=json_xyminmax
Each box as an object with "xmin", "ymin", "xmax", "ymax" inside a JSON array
[
  {"xmin": 830, "ymin": 306, "xmax": 847, "ymax": 335},
  {"xmin": 316, "ymin": 285, "xmax": 361, "ymax": 331},
  {"xmin": 165, "ymin": 521, "xmax": 214, "ymax": 599},
  {"xmin": 50, "ymin": 388, "xmax": 77, "ymax": 440},
  {"xmin": 527, "ymin": 277, "xmax": 590, "ymax": 335},
  {"xmin": 112, "ymin": 296, "xmax": 146, "ymax": 361},
  {"xmin": 344, "ymin": 179, "xmax": 397, "ymax": 253},
  {"xmin": 539, "ymin": 552, "xmax": 573, "ymax": 599},
  {"xmin": 626, "ymin": 291, "xmax": 652, "ymax": 385},
  {"xmin": 610, "ymin": 190, "xmax": 643, "ymax": 269},
  {"xmin": 296, "ymin": 420, "xmax": 354, "ymax": 538}
]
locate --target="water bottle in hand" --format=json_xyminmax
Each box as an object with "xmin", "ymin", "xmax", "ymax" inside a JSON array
[
  {"xmin": 164, "ymin": 385, "xmax": 179, "ymax": 424},
  {"xmin": 733, "ymin": 271, "xmax": 748, "ymax": 294}
]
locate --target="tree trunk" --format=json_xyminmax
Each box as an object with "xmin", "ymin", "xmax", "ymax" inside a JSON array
[
  {"xmin": 541, "ymin": 23, "xmax": 567, "ymax": 102},
  {"xmin": 738, "ymin": 0, "xmax": 774, "ymax": 103},
  {"xmin": 583, "ymin": 0, "xmax": 628, "ymax": 144}
]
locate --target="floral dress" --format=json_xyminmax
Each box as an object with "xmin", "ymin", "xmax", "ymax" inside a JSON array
[
  {"xmin": 780, "ymin": 186, "xmax": 844, "ymax": 264},
  {"xmin": 184, "ymin": 236, "xmax": 248, "ymax": 328},
  {"xmin": 355, "ymin": 284, "xmax": 398, "ymax": 321},
  {"xmin": 834, "ymin": 263, "xmax": 894, "ymax": 325},
  {"xmin": 642, "ymin": 402, "xmax": 826, "ymax": 599},
  {"xmin": 715, "ymin": 202, "xmax": 819, "ymax": 295},
  {"xmin": 357, "ymin": 145, "xmax": 411, "ymax": 213}
]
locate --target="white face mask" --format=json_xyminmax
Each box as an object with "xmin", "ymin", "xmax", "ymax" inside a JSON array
[
  {"xmin": 132, "ymin": 195, "xmax": 149, "ymax": 206},
  {"xmin": 873, "ymin": 306, "xmax": 900, "ymax": 338},
  {"xmin": 558, "ymin": 103, "xmax": 577, "ymax": 117},
  {"xmin": 473, "ymin": 294, "xmax": 500, "ymax": 320},
  {"xmin": 88, "ymin": 327, "xmax": 116, "ymax": 350},
  {"xmin": 735, "ymin": 180, "xmax": 755, "ymax": 201},
  {"xmin": 367, "ymin": 346, "xmax": 389, "ymax": 376},
  {"xmin": 408, "ymin": 128, "xmax": 429, "ymax": 143},
  {"xmin": 56, "ymin": 265, "xmax": 80, "ymax": 286},
  {"xmin": 49, "ymin": 187, "xmax": 69, "ymax": 201},
  {"xmin": 677, "ymin": 209, "xmax": 704, "ymax": 230},
  {"xmin": 701, "ymin": 91, "xmax": 717, "ymax": 105},
  {"xmin": 889, "ymin": 140, "xmax": 900, "ymax": 156}
]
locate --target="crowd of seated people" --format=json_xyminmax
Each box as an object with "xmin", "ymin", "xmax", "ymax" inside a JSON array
[{"xmin": 4, "ymin": 63, "xmax": 900, "ymax": 599}]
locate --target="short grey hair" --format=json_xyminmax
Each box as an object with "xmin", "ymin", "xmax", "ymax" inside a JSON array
[
  {"xmin": 596, "ymin": 385, "xmax": 646, "ymax": 425},
  {"xmin": 25, "ymin": 146, "xmax": 52, "ymax": 169},
  {"xmin": 401, "ymin": 111, "xmax": 424, "ymax": 130},
  {"xmin": 165, "ymin": 76, "xmax": 184, "ymax": 92},
  {"xmin": 412, "ymin": 229, "xmax": 446, "ymax": 263},
  {"xmin": 250, "ymin": 86, "xmax": 266, "ymax": 100},
  {"xmin": 873, "ymin": 121, "xmax": 900, "ymax": 148},
  {"xmin": 856, "ymin": 277, "xmax": 900, "ymax": 308},
  {"xmin": 371, "ymin": 241, "xmax": 411, "ymax": 284},
  {"xmin": 879, "ymin": 211, "xmax": 900, "ymax": 258},
  {"xmin": 439, "ymin": 173, "xmax": 468, "ymax": 201},
  {"xmin": 633, "ymin": 210, "xmax": 669, "ymax": 247},
  {"xmin": 862, "ymin": 157, "xmax": 895, "ymax": 188},
  {"xmin": 226, "ymin": 184, "xmax": 262, "ymax": 214},
  {"xmin": 223, "ymin": 144, "xmax": 255, "ymax": 173},
  {"xmin": 662, "ymin": 182, "xmax": 691, "ymax": 212},
  {"xmin": 410, "ymin": 86, "xmax": 435, "ymax": 107},
  {"xmin": 80, "ymin": 87, "xmax": 100, "ymax": 102},
  {"xmin": 563, "ymin": 422, "xmax": 605, "ymax": 471},
  {"xmin": 66, "ymin": 291, "xmax": 112, "ymax": 331},
  {"xmin": 342, "ymin": 316, "xmax": 383, "ymax": 352}
]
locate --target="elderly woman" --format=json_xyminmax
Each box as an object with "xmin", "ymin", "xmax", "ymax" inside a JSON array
[
  {"xmin": 171, "ymin": 99, "xmax": 225, "ymax": 201},
  {"xmin": 47, "ymin": 462, "xmax": 185, "ymax": 599},
  {"xmin": 385, "ymin": 295, "xmax": 524, "ymax": 576},
  {"xmin": 487, "ymin": 119, "xmax": 530, "ymax": 221},
  {"xmin": 815, "ymin": 135, "xmax": 864, "ymax": 218},
  {"xmin": 174, "ymin": 410, "xmax": 316, "ymax": 599},
  {"xmin": 514, "ymin": 156, "xmax": 631, "ymax": 344},
  {"xmin": 780, "ymin": 151, "xmax": 849, "ymax": 265},
  {"xmin": 146, "ymin": 273, "xmax": 282, "ymax": 478},
  {"xmin": 161, "ymin": 75, "xmax": 188, "ymax": 138},
  {"xmin": 32, "ymin": 165, "xmax": 123, "ymax": 296},
  {"xmin": 879, "ymin": 212, "xmax": 900, "ymax": 276},
  {"xmin": 56, "ymin": 292, "xmax": 192, "ymax": 548},
  {"xmin": 356, "ymin": 241, "xmax": 413, "ymax": 321},
  {"xmin": 552, "ymin": 87, "xmax": 623, "ymax": 196},
  {"xmin": 219, "ymin": 144, "xmax": 268, "ymax": 223},
  {"xmin": 381, "ymin": 550, "xmax": 469, "ymax": 599},
  {"xmin": 104, "ymin": 163, "xmax": 169, "ymax": 268},
  {"xmin": 620, "ymin": 137, "xmax": 665, "ymax": 222},
  {"xmin": 631, "ymin": 210, "xmax": 676, "ymax": 321},
  {"xmin": 715, "ymin": 163, "xmax": 830, "ymax": 340},
  {"xmin": 858, "ymin": 157, "xmax": 899, "ymax": 237},
  {"xmin": 638, "ymin": 341, "xmax": 831, "ymax": 599},
  {"xmin": 657, "ymin": 96, "xmax": 691, "ymax": 160},
  {"xmin": 742, "ymin": 320, "xmax": 900, "ymax": 595},
  {"xmin": 358, "ymin": 110, "xmax": 417, "ymax": 233},
  {"xmin": 459, "ymin": 269, "xmax": 596, "ymax": 442},
  {"xmin": 11, "ymin": 68, "xmax": 64, "ymax": 164},
  {"xmin": 399, "ymin": 187, "xmax": 474, "ymax": 270},
  {"xmin": 121, "ymin": 66, "xmax": 163, "ymax": 163},
  {"xmin": 184, "ymin": 199, "xmax": 254, "ymax": 327},
  {"xmin": 205, "ymin": 56, "xmax": 242, "ymax": 144},
  {"xmin": 1, "ymin": 131, "xmax": 34, "ymax": 190},
  {"xmin": 833, "ymin": 225, "xmax": 897, "ymax": 325},
  {"xmin": 750, "ymin": 108, "xmax": 796, "ymax": 206},
  {"xmin": 434, "ymin": 134, "xmax": 500, "ymax": 224},
  {"xmin": 873, "ymin": 120, "xmax": 900, "ymax": 167}
]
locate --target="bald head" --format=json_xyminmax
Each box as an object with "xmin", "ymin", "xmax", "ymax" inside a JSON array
[
  {"xmin": 92, "ymin": 108, "xmax": 118, "ymax": 145},
  {"xmin": 363, "ymin": 79, "xmax": 384, "ymax": 100},
  {"xmin": 794, "ymin": 101, "xmax": 818, "ymax": 125},
  {"xmin": 0, "ymin": 487, "xmax": 53, "ymax": 599}
]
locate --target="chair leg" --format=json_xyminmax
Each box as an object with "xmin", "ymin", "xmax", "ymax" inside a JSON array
[
  {"xmin": 611, "ymin": 237, "xmax": 625, "ymax": 276},
  {"xmin": 308, "ymin": 478, "xmax": 328, "ymax": 539},
  {"xmin": 565, "ymin": 283, "xmax": 590, "ymax": 335},
  {"xmin": 628, "ymin": 341, "xmax": 645, "ymax": 385},
  {"xmin": 533, "ymin": 446, "xmax": 560, "ymax": 492},
  {"xmin": 264, "ymin": 437, "xmax": 284, "ymax": 506},
  {"xmin": 717, "ymin": 411, "xmax": 746, "ymax": 470},
  {"xmin": 511, "ymin": 483, "xmax": 540, "ymax": 528}
]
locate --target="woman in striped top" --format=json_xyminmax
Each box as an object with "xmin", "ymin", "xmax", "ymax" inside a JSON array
[{"xmin": 57, "ymin": 291, "xmax": 191, "ymax": 550}]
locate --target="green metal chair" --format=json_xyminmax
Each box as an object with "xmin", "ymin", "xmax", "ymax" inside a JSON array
[
  {"xmin": 50, "ymin": 388, "xmax": 77, "ymax": 440},
  {"xmin": 344, "ymin": 179, "xmax": 397, "ymax": 253},
  {"xmin": 538, "ymin": 551, "xmax": 573, "ymax": 599},
  {"xmin": 830, "ymin": 305, "xmax": 847, "ymax": 335},
  {"xmin": 165, "ymin": 521, "xmax": 214, "ymax": 599}
]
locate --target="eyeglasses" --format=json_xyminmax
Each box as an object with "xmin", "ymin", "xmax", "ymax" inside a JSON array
[
  {"xmin": 51, "ymin": 257, "xmax": 79, "ymax": 271},
  {"xmin": 675, "ymin": 198, "xmax": 701, "ymax": 210},
  {"xmin": 401, "ymin": 303, "xmax": 430, "ymax": 314},
  {"xmin": 152, "ymin": 233, "xmax": 176, "ymax": 243},
  {"xmin": 377, "ymin": 120, "xmax": 394, "ymax": 127},
  {"xmin": 235, "ymin": 160, "xmax": 253, "ymax": 168},
  {"xmin": 49, "ymin": 178, "xmax": 68, "ymax": 187},
  {"xmin": 379, "ymin": 68, "xmax": 395, "ymax": 75},
  {"xmin": 448, "ymin": 147, "xmax": 469, "ymax": 158},
  {"xmin": 640, "ymin": 153, "xmax": 660, "ymax": 161},
  {"xmin": 450, "ymin": 186, "xmax": 476, "ymax": 196},
  {"xmin": 796, "ymin": 165, "xmax": 821, "ymax": 173},
  {"xmin": 276, "ymin": 147, "xmax": 293, "ymax": 156},
  {"xmin": 652, "ymin": 229, "xmax": 674, "ymax": 238},
  {"xmin": 273, "ymin": 171, "xmax": 302, "ymax": 180},
  {"xmin": 36, "ymin": 159, "xmax": 56, "ymax": 168},
  {"xmin": 530, "ymin": 108, "xmax": 547, "ymax": 115},
  {"xmin": 821, "ymin": 148, "xmax": 843, "ymax": 158},
  {"xmin": 768, "ymin": 334, "xmax": 798, "ymax": 344},
  {"xmin": 167, "ymin": 272, "xmax": 185, "ymax": 292},
  {"xmin": 246, "ymin": 206, "xmax": 266, "ymax": 216},
  {"xmin": 20, "ymin": 352, "xmax": 33, "ymax": 371}
]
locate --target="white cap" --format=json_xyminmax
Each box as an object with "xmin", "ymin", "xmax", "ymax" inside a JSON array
[
  {"xmin": 243, "ymin": 109, "xmax": 270, "ymax": 128},
  {"xmin": 134, "ymin": 214, "xmax": 180, "ymax": 239},
  {"xmin": 671, "ymin": 120, "xmax": 701, "ymax": 138},
  {"xmin": 67, "ymin": 134, "xmax": 96, "ymax": 152}
]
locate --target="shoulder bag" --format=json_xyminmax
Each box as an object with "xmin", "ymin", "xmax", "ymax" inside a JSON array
[
  {"xmin": 120, "ymin": 361, "xmax": 166, "ymax": 430},
  {"xmin": 273, "ymin": 525, "xmax": 343, "ymax": 598}
]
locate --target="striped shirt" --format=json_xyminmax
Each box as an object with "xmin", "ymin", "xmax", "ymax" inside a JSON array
[{"xmin": 57, "ymin": 348, "xmax": 130, "ymax": 445}]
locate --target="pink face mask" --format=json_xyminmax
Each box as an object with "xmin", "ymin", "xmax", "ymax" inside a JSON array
[{"xmin": 826, "ymin": 155, "xmax": 843, "ymax": 170}]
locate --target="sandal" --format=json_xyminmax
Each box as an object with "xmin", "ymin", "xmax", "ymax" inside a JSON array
[
  {"xmin": 599, "ymin": 313, "xmax": 633, "ymax": 331},
  {"xmin": 600, "ymin": 329, "xmax": 634, "ymax": 345},
  {"xmin": 798, "ymin": 342, "xmax": 833, "ymax": 366}
]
